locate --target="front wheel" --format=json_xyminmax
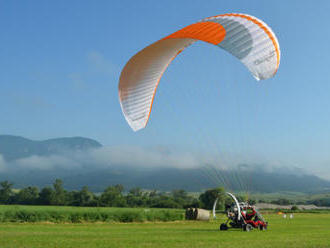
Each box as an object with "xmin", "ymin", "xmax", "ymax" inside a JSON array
[{"xmin": 220, "ymin": 223, "xmax": 228, "ymax": 231}]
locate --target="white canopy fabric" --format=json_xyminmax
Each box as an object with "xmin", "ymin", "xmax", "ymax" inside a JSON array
[{"xmin": 119, "ymin": 13, "xmax": 280, "ymax": 131}]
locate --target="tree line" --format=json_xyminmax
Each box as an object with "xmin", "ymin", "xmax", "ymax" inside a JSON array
[
  {"xmin": 0, "ymin": 179, "xmax": 227, "ymax": 209},
  {"xmin": 3, "ymin": 180, "xmax": 328, "ymax": 208}
]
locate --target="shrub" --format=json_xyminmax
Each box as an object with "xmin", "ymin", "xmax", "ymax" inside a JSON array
[
  {"xmin": 291, "ymin": 205, "xmax": 299, "ymax": 211},
  {"xmin": 0, "ymin": 205, "xmax": 185, "ymax": 223}
]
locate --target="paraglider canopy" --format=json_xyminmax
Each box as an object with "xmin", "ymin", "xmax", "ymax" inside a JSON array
[{"xmin": 118, "ymin": 13, "xmax": 280, "ymax": 131}]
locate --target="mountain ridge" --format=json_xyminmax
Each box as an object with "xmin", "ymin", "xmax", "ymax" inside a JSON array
[{"xmin": 0, "ymin": 135, "xmax": 102, "ymax": 161}]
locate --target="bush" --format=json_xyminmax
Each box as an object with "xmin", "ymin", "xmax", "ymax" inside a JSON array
[
  {"xmin": 0, "ymin": 205, "xmax": 184, "ymax": 223},
  {"xmin": 291, "ymin": 205, "xmax": 299, "ymax": 211}
]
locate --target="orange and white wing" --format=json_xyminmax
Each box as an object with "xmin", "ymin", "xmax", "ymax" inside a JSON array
[{"xmin": 118, "ymin": 13, "xmax": 280, "ymax": 131}]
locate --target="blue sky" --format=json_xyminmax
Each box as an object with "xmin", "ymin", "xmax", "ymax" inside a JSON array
[{"xmin": 1, "ymin": 1, "xmax": 330, "ymax": 177}]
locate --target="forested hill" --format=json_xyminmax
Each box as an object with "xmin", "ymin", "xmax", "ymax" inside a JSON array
[
  {"xmin": 0, "ymin": 135, "xmax": 102, "ymax": 161},
  {"xmin": 2, "ymin": 166, "xmax": 330, "ymax": 193},
  {"xmin": 55, "ymin": 168, "xmax": 330, "ymax": 193}
]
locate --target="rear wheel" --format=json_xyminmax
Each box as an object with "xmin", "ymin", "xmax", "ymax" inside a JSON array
[
  {"xmin": 243, "ymin": 224, "xmax": 253, "ymax": 232},
  {"xmin": 220, "ymin": 223, "xmax": 228, "ymax": 231},
  {"xmin": 259, "ymin": 224, "xmax": 267, "ymax": 231}
]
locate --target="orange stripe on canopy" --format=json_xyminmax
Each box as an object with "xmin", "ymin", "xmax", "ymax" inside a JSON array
[{"xmin": 164, "ymin": 22, "xmax": 226, "ymax": 45}]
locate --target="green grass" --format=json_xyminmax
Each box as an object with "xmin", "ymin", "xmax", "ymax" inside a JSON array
[
  {"xmin": 0, "ymin": 205, "xmax": 184, "ymax": 223},
  {"xmin": 1, "ymin": 213, "xmax": 330, "ymax": 248}
]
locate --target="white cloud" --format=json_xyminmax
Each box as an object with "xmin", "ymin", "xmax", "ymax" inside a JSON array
[
  {"xmin": 68, "ymin": 51, "xmax": 120, "ymax": 91},
  {"xmin": 10, "ymin": 93, "xmax": 53, "ymax": 111},
  {"xmin": 68, "ymin": 73, "xmax": 87, "ymax": 90},
  {"xmin": 87, "ymin": 51, "xmax": 119, "ymax": 76}
]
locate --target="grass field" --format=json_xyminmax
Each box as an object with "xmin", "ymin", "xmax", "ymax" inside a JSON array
[{"xmin": 1, "ymin": 213, "xmax": 330, "ymax": 248}]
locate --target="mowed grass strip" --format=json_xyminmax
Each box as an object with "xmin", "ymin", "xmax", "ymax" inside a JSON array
[
  {"xmin": 0, "ymin": 205, "xmax": 184, "ymax": 223},
  {"xmin": 1, "ymin": 213, "xmax": 330, "ymax": 248}
]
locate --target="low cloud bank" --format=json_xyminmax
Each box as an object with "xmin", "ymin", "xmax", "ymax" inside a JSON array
[
  {"xmin": 1, "ymin": 146, "xmax": 204, "ymax": 171},
  {"xmin": 15, "ymin": 155, "xmax": 80, "ymax": 170},
  {"xmin": 0, "ymin": 145, "xmax": 317, "ymax": 178}
]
